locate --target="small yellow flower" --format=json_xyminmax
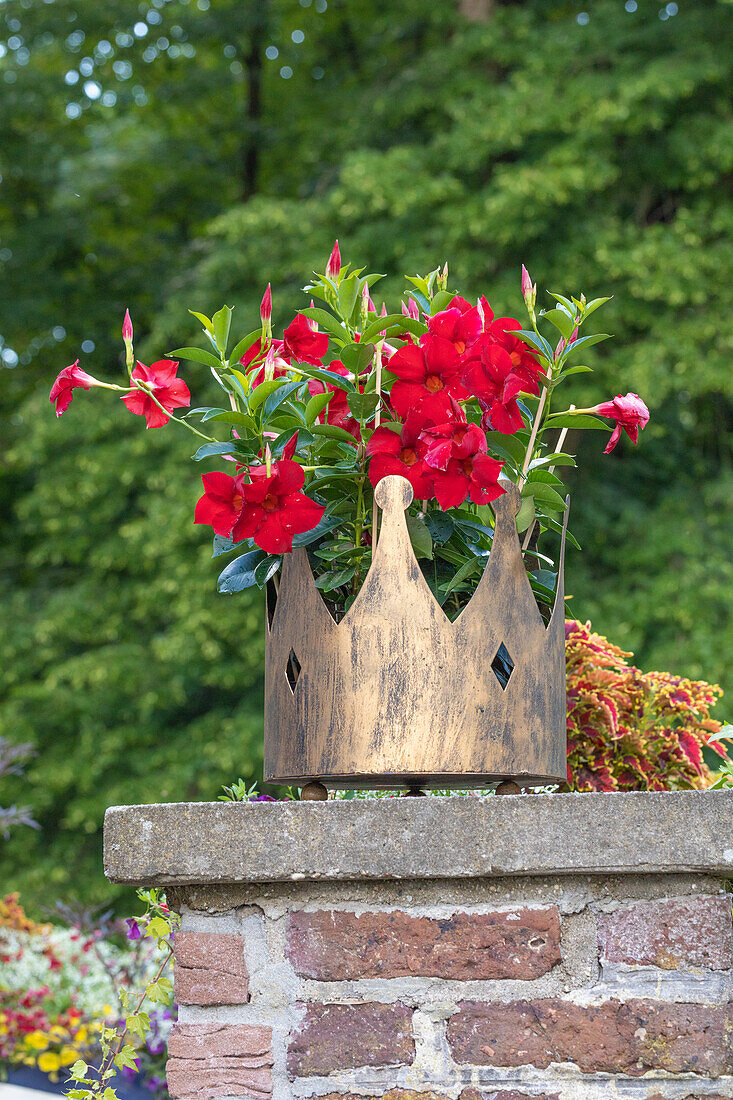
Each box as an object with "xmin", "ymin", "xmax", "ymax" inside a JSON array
[
  {"xmin": 49, "ymin": 1025, "xmax": 68, "ymax": 1042},
  {"xmin": 75, "ymin": 1025, "xmax": 88, "ymax": 1043},
  {"xmin": 25, "ymin": 1031, "xmax": 49, "ymax": 1050},
  {"xmin": 38, "ymin": 1052, "xmax": 61, "ymax": 1074},
  {"xmin": 60, "ymin": 1046, "xmax": 79, "ymax": 1066}
]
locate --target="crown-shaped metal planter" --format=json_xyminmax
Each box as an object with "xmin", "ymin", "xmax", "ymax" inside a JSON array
[{"xmin": 264, "ymin": 474, "xmax": 568, "ymax": 790}]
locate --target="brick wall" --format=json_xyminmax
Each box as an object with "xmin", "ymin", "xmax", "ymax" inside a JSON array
[{"xmin": 167, "ymin": 873, "xmax": 733, "ymax": 1100}]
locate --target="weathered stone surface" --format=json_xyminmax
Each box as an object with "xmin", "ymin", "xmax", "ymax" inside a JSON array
[
  {"xmin": 447, "ymin": 998, "xmax": 732, "ymax": 1076},
  {"xmin": 286, "ymin": 907, "xmax": 561, "ymax": 980},
  {"xmin": 462, "ymin": 1091, "xmax": 560, "ymax": 1100},
  {"xmin": 166, "ymin": 1023, "xmax": 272, "ymax": 1099},
  {"xmin": 287, "ymin": 1002, "xmax": 415, "ymax": 1076},
  {"xmin": 103, "ymin": 790, "xmax": 733, "ymax": 885},
  {"xmin": 598, "ymin": 894, "xmax": 733, "ymax": 971},
  {"xmin": 173, "ymin": 931, "xmax": 248, "ymax": 1005},
  {"xmin": 319, "ymin": 1092, "xmax": 560, "ymax": 1100}
]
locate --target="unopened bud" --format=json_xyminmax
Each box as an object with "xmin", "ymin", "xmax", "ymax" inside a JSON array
[
  {"xmin": 555, "ymin": 336, "xmax": 566, "ymax": 358},
  {"xmin": 260, "ymin": 284, "xmax": 272, "ymax": 326},
  {"xmin": 263, "ymin": 344, "xmax": 276, "ymax": 383},
  {"xmin": 521, "ymin": 265, "xmax": 536, "ymax": 312},
  {"xmin": 326, "ymin": 240, "xmax": 341, "ymax": 280},
  {"xmin": 122, "ymin": 309, "xmax": 134, "ymax": 376},
  {"xmin": 569, "ymin": 325, "xmax": 579, "ymax": 345}
]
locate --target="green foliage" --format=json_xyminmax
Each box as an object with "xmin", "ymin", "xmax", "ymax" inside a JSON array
[{"xmin": 1, "ymin": 0, "xmax": 732, "ymax": 913}]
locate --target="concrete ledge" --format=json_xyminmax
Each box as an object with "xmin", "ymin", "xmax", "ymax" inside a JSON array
[{"xmin": 103, "ymin": 790, "xmax": 733, "ymax": 885}]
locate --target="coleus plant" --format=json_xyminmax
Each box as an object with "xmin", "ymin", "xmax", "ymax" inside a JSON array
[{"xmin": 51, "ymin": 245, "xmax": 649, "ymax": 619}]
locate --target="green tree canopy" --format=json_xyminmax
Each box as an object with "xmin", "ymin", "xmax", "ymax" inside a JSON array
[{"xmin": 1, "ymin": 0, "xmax": 731, "ymax": 914}]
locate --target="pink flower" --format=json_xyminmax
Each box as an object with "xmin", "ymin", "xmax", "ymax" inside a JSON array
[
  {"xmin": 521, "ymin": 265, "xmax": 536, "ymax": 310},
  {"xmin": 121, "ymin": 359, "xmax": 191, "ymax": 428},
  {"xmin": 49, "ymin": 360, "xmax": 98, "ymax": 417},
  {"xmin": 122, "ymin": 309, "xmax": 133, "ymax": 343},
  {"xmin": 591, "ymin": 393, "xmax": 650, "ymax": 454}
]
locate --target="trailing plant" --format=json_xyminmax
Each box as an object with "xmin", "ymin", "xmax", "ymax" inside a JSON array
[
  {"xmin": 564, "ymin": 620, "xmax": 726, "ymax": 792},
  {"xmin": 708, "ymin": 727, "xmax": 733, "ymax": 788},
  {"xmin": 51, "ymin": 251, "xmax": 649, "ymax": 620}
]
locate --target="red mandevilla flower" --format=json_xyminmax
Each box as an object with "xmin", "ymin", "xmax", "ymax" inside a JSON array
[
  {"xmin": 388, "ymin": 338, "xmax": 467, "ymax": 418},
  {"xmin": 194, "ymin": 472, "xmax": 245, "ymax": 537},
  {"xmin": 49, "ymin": 360, "xmax": 99, "ymax": 417},
  {"xmin": 591, "ymin": 393, "xmax": 650, "ymax": 454},
  {"xmin": 232, "ymin": 459, "xmax": 325, "ymax": 553},
  {"xmin": 419, "ymin": 408, "xmax": 505, "ymax": 510},
  {"xmin": 281, "ymin": 314, "xmax": 329, "ymax": 366},
  {"xmin": 367, "ymin": 418, "xmax": 434, "ymax": 500},
  {"xmin": 121, "ymin": 360, "xmax": 191, "ymax": 428},
  {"xmin": 463, "ymin": 340, "xmax": 540, "ymax": 435},
  {"xmin": 424, "ymin": 297, "xmax": 482, "ymax": 358}
]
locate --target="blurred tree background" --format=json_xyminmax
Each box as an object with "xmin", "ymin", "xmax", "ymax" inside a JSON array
[{"xmin": 1, "ymin": 0, "xmax": 732, "ymax": 914}]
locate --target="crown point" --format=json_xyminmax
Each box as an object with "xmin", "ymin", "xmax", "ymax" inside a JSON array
[
  {"xmin": 374, "ymin": 474, "xmax": 414, "ymax": 511},
  {"xmin": 494, "ymin": 478, "xmax": 522, "ymax": 517}
]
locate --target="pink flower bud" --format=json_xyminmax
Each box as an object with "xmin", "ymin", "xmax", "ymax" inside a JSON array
[
  {"xmin": 555, "ymin": 336, "xmax": 566, "ymax": 358},
  {"xmin": 122, "ymin": 309, "xmax": 133, "ymax": 343},
  {"xmin": 326, "ymin": 239, "xmax": 341, "ymax": 280},
  {"xmin": 260, "ymin": 284, "xmax": 272, "ymax": 325},
  {"xmin": 521, "ymin": 265, "xmax": 537, "ymax": 311},
  {"xmin": 569, "ymin": 325, "xmax": 579, "ymax": 344},
  {"xmin": 380, "ymin": 302, "xmax": 388, "ymax": 317}
]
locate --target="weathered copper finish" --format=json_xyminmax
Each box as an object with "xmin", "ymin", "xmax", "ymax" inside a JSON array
[{"xmin": 264, "ymin": 474, "xmax": 568, "ymax": 790}]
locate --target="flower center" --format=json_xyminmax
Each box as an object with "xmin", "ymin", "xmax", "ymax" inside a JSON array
[
  {"xmin": 510, "ymin": 350, "xmax": 521, "ymax": 367},
  {"xmin": 452, "ymin": 427, "xmax": 467, "ymax": 445},
  {"xmin": 400, "ymin": 447, "xmax": 418, "ymax": 467},
  {"xmin": 233, "ymin": 492, "xmax": 243, "ymax": 512},
  {"xmin": 425, "ymin": 374, "xmax": 443, "ymax": 393},
  {"xmin": 454, "ymin": 339, "xmax": 466, "ymax": 355},
  {"xmin": 262, "ymin": 492, "xmax": 279, "ymax": 511},
  {"xmin": 462, "ymin": 457, "xmax": 474, "ymax": 476}
]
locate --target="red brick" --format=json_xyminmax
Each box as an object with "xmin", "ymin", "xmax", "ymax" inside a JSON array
[
  {"xmin": 598, "ymin": 895, "xmax": 733, "ymax": 971},
  {"xmin": 286, "ymin": 907, "xmax": 561, "ymax": 980},
  {"xmin": 319, "ymin": 1092, "xmax": 560, "ymax": 1100},
  {"xmin": 287, "ymin": 1002, "xmax": 415, "ymax": 1077},
  {"xmin": 166, "ymin": 1023, "xmax": 272, "ymax": 1099},
  {"xmin": 447, "ymin": 998, "xmax": 732, "ymax": 1076},
  {"xmin": 173, "ymin": 931, "xmax": 248, "ymax": 1005}
]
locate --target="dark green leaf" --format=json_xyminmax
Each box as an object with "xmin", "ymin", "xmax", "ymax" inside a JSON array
[
  {"xmin": 254, "ymin": 554, "xmax": 282, "ymax": 587},
  {"xmin": 545, "ymin": 413, "xmax": 608, "ymax": 430},
  {"xmin": 217, "ymin": 550, "xmax": 268, "ymax": 594},
  {"xmin": 193, "ymin": 441, "xmax": 237, "ymax": 461},
  {"xmin": 405, "ymin": 514, "xmax": 433, "ymax": 560},
  {"xmin": 168, "ymin": 347, "xmax": 222, "ymax": 370},
  {"xmin": 347, "ymin": 391, "xmax": 380, "ymax": 420},
  {"xmin": 299, "ymin": 307, "xmax": 348, "ymax": 341},
  {"xmin": 340, "ymin": 341, "xmax": 375, "ymax": 376},
  {"xmin": 212, "ymin": 305, "xmax": 233, "ymax": 355},
  {"xmin": 305, "ymin": 390, "xmax": 333, "ymax": 425},
  {"xmin": 263, "ymin": 380, "xmax": 304, "ymax": 419},
  {"xmin": 426, "ymin": 512, "xmax": 454, "ymax": 545},
  {"xmin": 229, "ymin": 329, "xmax": 262, "ymax": 366}
]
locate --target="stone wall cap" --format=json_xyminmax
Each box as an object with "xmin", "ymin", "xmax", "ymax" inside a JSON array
[{"xmin": 103, "ymin": 789, "xmax": 733, "ymax": 886}]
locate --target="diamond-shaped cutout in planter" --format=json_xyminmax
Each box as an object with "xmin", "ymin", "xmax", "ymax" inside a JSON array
[
  {"xmin": 491, "ymin": 642, "xmax": 514, "ymax": 690},
  {"xmin": 286, "ymin": 649, "xmax": 302, "ymax": 693}
]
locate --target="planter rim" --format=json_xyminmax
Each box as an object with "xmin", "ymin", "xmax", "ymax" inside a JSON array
[{"xmin": 103, "ymin": 789, "xmax": 733, "ymax": 886}]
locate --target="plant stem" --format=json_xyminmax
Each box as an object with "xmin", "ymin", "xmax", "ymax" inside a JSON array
[{"xmin": 132, "ymin": 382, "xmax": 216, "ymax": 442}]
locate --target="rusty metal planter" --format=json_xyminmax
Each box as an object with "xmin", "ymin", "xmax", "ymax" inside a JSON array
[{"xmin": 264, "ymin": 474, "xmax": 567, "ymax": 790}]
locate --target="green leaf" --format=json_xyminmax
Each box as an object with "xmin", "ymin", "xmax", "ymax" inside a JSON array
[
  {"xmin": 114, "ymin": 1046, "xmax": 139, "ymax": 1071},
  {"xmin": 361, "ymin": 313, "xmax": 427, "ymax": 343},
  {"xmin": 299, "ymin": 307, "xmax": 348, "ymax": 341},
  {"xmin": 347, "ymin": 391, "xmax": 380, "ymax": 420},
  {"xmin": 314, "ymin": 564, "xmax": 356, "ymax": 591},
  {"xmin": 204, "ymin": 410, "xmax": 259, "ymax": 431},
  {"xmin": 126, "ymin": 1012, "xmax": 150, "ymax": 1040},
  {"xmin": 528, "ymin": 452, "xmax": 576, "ymax": 470},
  {"xmin": 557, "ymin": 364, "xmax": 592, "ymax": 378},
  {"xmin": 212, "ymin": 304, "xmax": 233, "ymax": 355},
  {"xmin": 254, "ymin": 554, "xmax": 281, "ymax": 587},
  {"xmin": 563, "ymin": 332, "xmax": 612, "ymax": 355},
  {"xmin": 441, "ymin": 556, "xmax": 479, "ymax": 595},
  {"xmin": 340, "ymin": 341, "xmax": 375, "ymax": 376},
  {"xmin": 582, "ymin": 296, "xmax": 612, "ymax": 319},
  {"xmin": 217, "ymin": 550, "xmax": 267, "ymax": 594},
  {"xmin": 229, "ymin": 328, "xmax": 262, "ymax": 366},
  {"xmin": 513, "ymin": 328, "xmax": 554, "ymax": 360},
  {"xmin": 522, "ymin": 482, "xmax": 568, "ymax": 511},
  {"xmin": 249, "ymin": 378, "xmax": 291, "ymax": 412},
  {"xmin": 212, "ymin": 534, "xmax": 246, "ymax": 558},
  {"xmin": 430, "ymin": 289, "xmax": 455, "ymax": 314},
  {"xmin": 541, "ymin": 307, "xmax": 576, "ymax": 340},
  {"xmin": 168, "ymin": 346, "xmax": 222, "ymax": 370},
  {"xmin": 338, "ymin": 275, "xmax": 360, "ymax": 322},
  {"xmin": 297, "ymin": 365, "xmax": 355, "ymax": 392},
  {"xmin": 426, "ymin": 512, "xmax": 454, "ymax": 545},
  {"xmin": 70, "ymin": 1061, "xmax": 89, "ymax": 1081},
  {"xmin": 146, "ymin": 976, "xmax": 174, "ymax": 1005},
  {"xmin": 405, "ymin": 514, "xmax": 433, "ymax": 560},
  {"xmin": 544, "ymin": 515, "xmax": 581, "ymax": 550},
  {"xmin": 484, "ymin": 430, "xmax": 526, "ymax": 465},
  {"xmin": 193, "ymin": 441, "xmax": 238, "ymax": 461},
  {"xmin": 305, "ymin": 389, "xmax": 333, "ymax": 425},
  {"xmin": 310, "ymin": 423, "xmax": 360, "ymax": 444},
  {"xmin": 516, "ymin": 495, "xmax": 535, "ymax": 533},
  {"xmin": 188, "ymin": 309, "xmax": 213, "ymax": 334},
  {"xmin": 527, "ymin": 468, "xmax": 565, "ymax": 487},
  {"xmin": 545, "ymin": 413, "xmax": 608, "ymax": 430},
  {"xmin": 263, "ymin": 379, "xmax": 304, "ymax": 419},
  {"xmin": 145, "ymin": 915, "xmax": 170, "ymax": 940}
]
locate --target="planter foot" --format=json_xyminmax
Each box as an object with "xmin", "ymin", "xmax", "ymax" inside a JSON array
[
  {"xmin": 495, "ymin": 780, "xmax": 522, "ymax": 796},
  {"xmin": 301, "ymin": 781, "xmax": 329, "ymax": 801},
  {"xmin": 403, "ymin": 786, "xmax": 426, "ymax": 797}
]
